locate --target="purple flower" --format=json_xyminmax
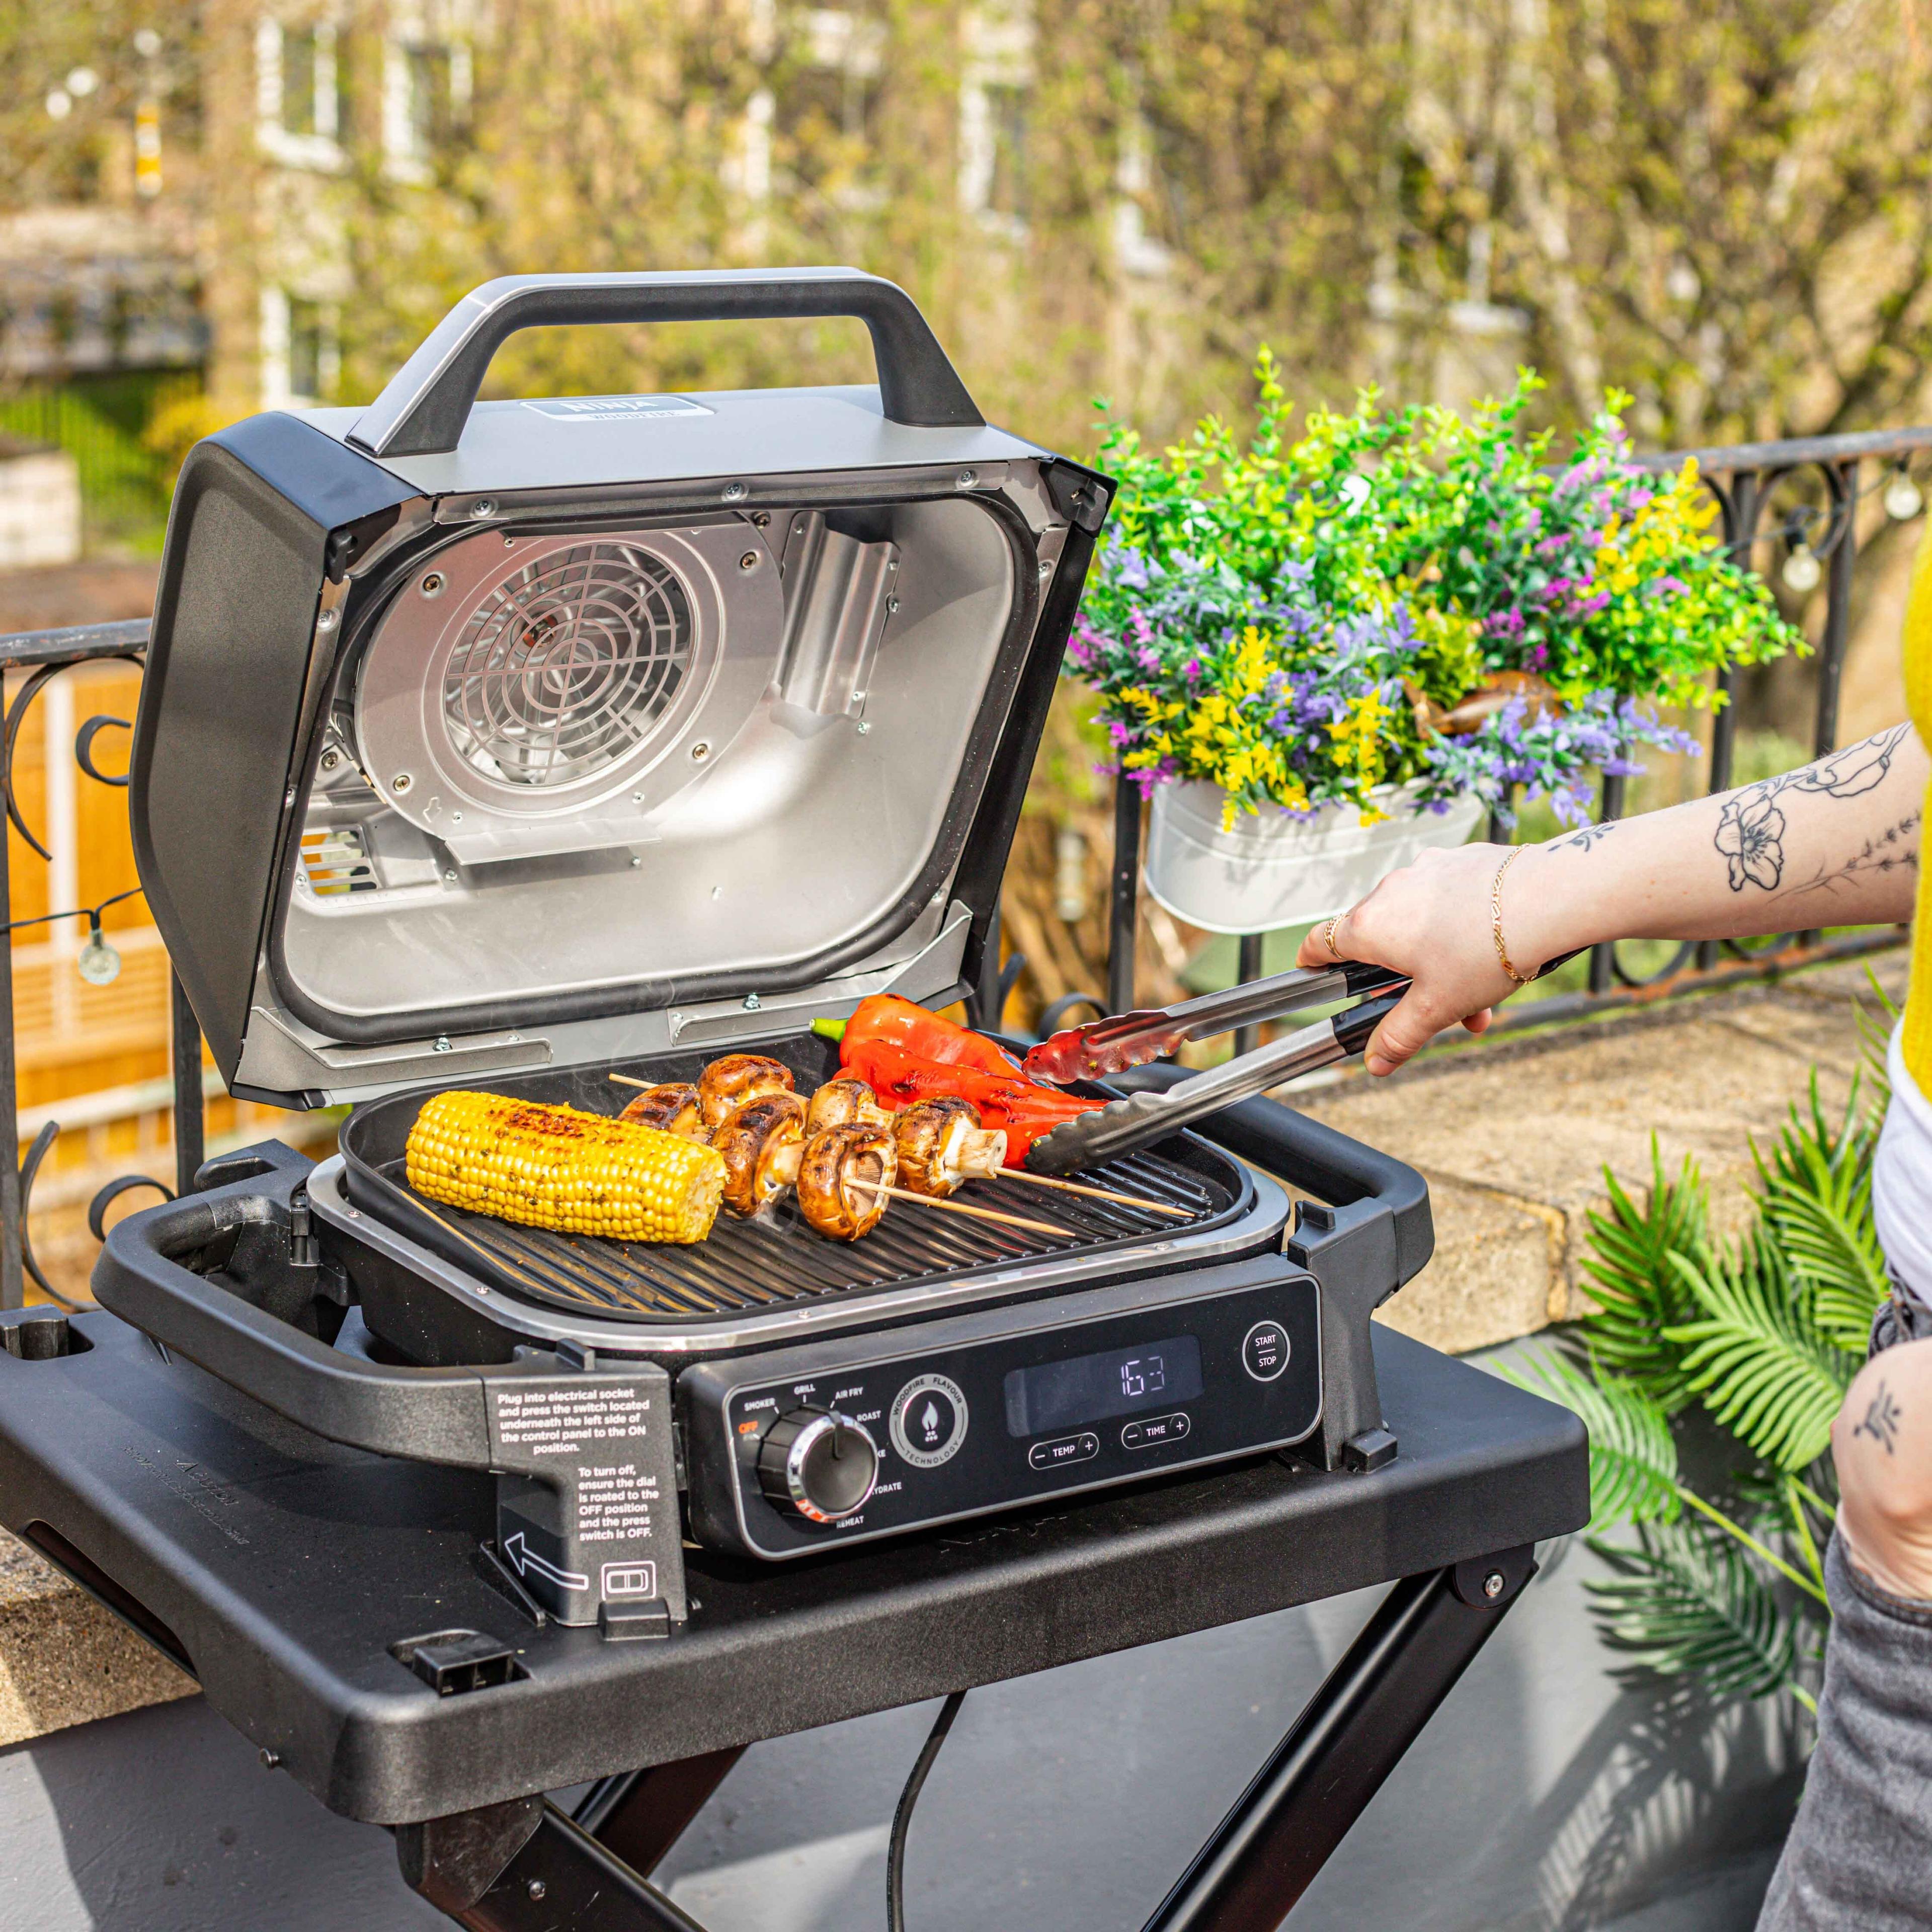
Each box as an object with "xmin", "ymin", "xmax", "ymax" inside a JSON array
[{"xmin": 1183, "ymin": 658, "xmax": 1203, "ymax": 681}]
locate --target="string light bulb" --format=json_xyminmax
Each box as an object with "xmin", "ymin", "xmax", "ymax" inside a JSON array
[
  {"xmin": 1782, "ymin": 542, "xmax": 1822, "ymax": 593},
  {"xmin": 1885, "ymin": 467, "xmax": 1923, "ymax": 522},
  {"xmin": 76, "ymin": 914, "xmax": 121, "ymax": 987}
]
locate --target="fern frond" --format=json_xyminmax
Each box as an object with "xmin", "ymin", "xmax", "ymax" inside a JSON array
[
  {"xmin": 1492, "ymin": 1348, "xmax": 1680, "ymax": 1532},
  {"xmin": 1664, "ymin": 1232, "xmax": 1850, "ymax": 1472},
  {"xmin": 1577, "ymin": 1142, "xmax": 1706, "ymax": 1404},
  {"xmin": 1855, "ymin": 962, "xmax": 1899, "ymax": 1111},
  {"xmin": 1751, "ymin": 1075, "xmax": 1887, "ymax": 1354},
  {"xmin": 1586, "ymin": 1518, "xmax": 1801, "ymax": 1702}
]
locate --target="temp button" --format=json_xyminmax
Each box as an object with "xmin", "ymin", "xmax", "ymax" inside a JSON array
[
  {"xmin": 1121, "ymin": 1412, "xmax": 1192, "ymax": 1451},
  {"xmin": 1242, "ymin": 1320, "xmax": 1291, "ymax": 1382},
  {"xmin": 1028, "ymin": 1432, "xmax": 1099, "ymax": 1471}
]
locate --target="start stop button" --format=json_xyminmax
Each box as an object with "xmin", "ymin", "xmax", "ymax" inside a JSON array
[{"xmin": 1242, "ymin": 1320, "xmax": 1291, "ymax": 1383}]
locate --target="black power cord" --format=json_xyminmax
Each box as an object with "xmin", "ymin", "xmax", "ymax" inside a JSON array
[{"xmin": 886, "ymin": 1690, "xmax": 966, "ymax": 1932}]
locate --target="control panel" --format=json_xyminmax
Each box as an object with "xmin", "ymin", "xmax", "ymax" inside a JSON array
[{"xmin": 677, "ymin": 1257, "xmax": 1321, "ymax": 1560}]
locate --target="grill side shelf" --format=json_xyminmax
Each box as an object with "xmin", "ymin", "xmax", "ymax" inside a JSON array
[{"xmin": 94, "ymin": 1165, "xmax": 497, "ymax": 1467}]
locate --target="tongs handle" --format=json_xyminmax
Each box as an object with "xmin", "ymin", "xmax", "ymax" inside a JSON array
[
  {"xmin": 1161, "ymin": 958, "xmax": 1408, "ymax": 1040},
  {"xmin": 1025, "ymin": 944, "xmax": 1584, "ymax": 1175}
]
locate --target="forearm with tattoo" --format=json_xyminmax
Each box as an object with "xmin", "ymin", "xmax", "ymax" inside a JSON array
[{"xmin": 1713, "ymin": 724, "xmax": 1915, "ymax": 895}]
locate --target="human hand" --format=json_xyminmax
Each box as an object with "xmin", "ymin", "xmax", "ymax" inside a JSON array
[
  {"xmin": 1295, "ymin": 842, "xmax": 1547, "ymax": 1076},
  {"xmin": 1833, "ymin": 1336, "xmax": 1932, "ymax": 1604}
]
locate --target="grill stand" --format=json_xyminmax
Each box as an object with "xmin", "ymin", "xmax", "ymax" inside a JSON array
[
  {"xmin": 0, "ymin": 1096, "xmax": 1586, "ymax": 1931},
  {"xmin": 395, "ymin": 1550, "xmax": 1536, "ymax": 1930}
]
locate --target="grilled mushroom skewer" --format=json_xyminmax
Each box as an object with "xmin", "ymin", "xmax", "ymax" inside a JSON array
[
  {"xmin": 711, "ymin": 1093, "xmax": 810, "ymax": 1216},
  {"xmin": 712, "ymin": 1100, "xmax": 1067, "ymax": 1242},
  {"xmin": 890, "ymin": 1094, "xmax": 1191, "ymax": 1219},
  {"xmin": 891, "ymin": 1098, "xmax": 1008, "ymax": 1197},
  {"xmin": 613, "ymin": 1080, "xmax": 707, "ymax": 1140},
  {"xmin": 697, "ymin": 1053, "xmax": 795, "ymax": 1129}
]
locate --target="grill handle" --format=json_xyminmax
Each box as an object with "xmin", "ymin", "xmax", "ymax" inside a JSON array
[
  {"xmin": 94, "ymin": 1155, "xmax": 498, "ymax": 1468},
  {"xmin": 349, "ymin": 268, "xmax": 986, "ymax": 458}
]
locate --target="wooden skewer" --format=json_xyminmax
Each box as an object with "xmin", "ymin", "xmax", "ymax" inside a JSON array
[
  {"xmin": 994, "ymin": 1170, "xmax": 1191, "ymax": 1218},
  {"xmin": 610, "ymin": 1071, "xmax": 1186, "ymax": 1218},
  {"xmin": 856, "ymin": 1182, "xmax": 1066, "ymax": 1240}
]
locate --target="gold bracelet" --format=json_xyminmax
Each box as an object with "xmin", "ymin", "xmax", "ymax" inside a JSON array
[{"xmin": 1491, "ymin": 846, "xmax": 1532, "ymax": 987}]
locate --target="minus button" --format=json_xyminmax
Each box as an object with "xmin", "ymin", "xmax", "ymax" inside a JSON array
[{"xmin": 1028, "ymin": 1432, "xmax": 1100, "ymax": 1470}]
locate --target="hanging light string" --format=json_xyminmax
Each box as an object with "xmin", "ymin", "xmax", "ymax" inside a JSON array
[
  {"xmin": 2, "ymin": 885, "xmax": 146, "ymax": 985},
  {"xmin": 1, "ymin": 884, "xmax": 146, "ymax": 938},
  {"xmin": 1766, "ymin": 454, "xmax": 1925, "ymax": 591}
]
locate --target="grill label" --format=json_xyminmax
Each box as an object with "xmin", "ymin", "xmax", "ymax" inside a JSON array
[{"xmin": 488, "ymin": 1367, "xmax": 686, "ymax": 1629}]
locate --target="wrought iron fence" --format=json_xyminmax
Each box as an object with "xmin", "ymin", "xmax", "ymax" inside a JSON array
[
  {"xmin": 0, "ymin": 616, "xmax": 190, "ymax": 1311},
  {"xmin": 3, "ymin": 424, "xmax": 1927, "ymax": 1311}
]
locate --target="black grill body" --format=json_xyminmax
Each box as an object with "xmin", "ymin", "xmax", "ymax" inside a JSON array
[{"xmin": 104, "ymin": 269, "xmax": 1412, "ymax": 1602}]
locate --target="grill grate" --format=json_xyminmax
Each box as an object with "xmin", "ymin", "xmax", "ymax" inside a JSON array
[{"xmin": 379, "ymin": 1147, "xmax": 1232, "ymax": 1324}]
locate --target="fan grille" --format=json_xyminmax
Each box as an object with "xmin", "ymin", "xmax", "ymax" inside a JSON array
[{"xmin": 442, "ymin": 542, "xmax": 694, "ymax": 790}]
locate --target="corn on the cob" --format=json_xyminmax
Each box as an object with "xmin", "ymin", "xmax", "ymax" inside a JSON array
[{"xmin": 406, "ymin": 1090, "xmax": 727, "ymax": 1244}]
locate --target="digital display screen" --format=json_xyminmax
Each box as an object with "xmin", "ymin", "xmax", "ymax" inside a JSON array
[{"xmin": 1004, "ymin": 1335, "xmax": 1203, "ymax": 1438}]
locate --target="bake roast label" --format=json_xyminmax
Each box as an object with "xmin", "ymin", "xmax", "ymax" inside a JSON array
[{"xmin": 487, "ymin": 1367, "xmax": 686, "ymax": 1629}]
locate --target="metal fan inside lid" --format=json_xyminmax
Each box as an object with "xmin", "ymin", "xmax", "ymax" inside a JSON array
[
  {"xmin": 442, "ymin": 541, "xmax": 693, "ymax": 790},
  {"xmin": 354, "ymin": 519, "xmax": 783, "ymax": 863}
]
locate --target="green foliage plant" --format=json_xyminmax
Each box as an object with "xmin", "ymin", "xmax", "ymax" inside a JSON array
[
  {"xmin": 1070, "ymin": 358, "xmax": 1804, "ymax": 828},
  {"xmin": 1497, "ymin": 990, "xmax": 1900, "ymax": 1720}
]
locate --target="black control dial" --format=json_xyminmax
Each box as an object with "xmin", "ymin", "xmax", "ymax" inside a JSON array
[{"xmin": 756, "ymin": 1408, "xmax": 880, "ymax": 1524}]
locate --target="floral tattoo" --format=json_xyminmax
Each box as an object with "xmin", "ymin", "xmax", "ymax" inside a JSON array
[
  {"xmin": 1551, "ymin": 823, "xmax": 1617, "ymax": 854},
  {"xmin": 1853, "ymin": 1380, "xmax": 1903, "ymax": 1455},
  {"xmin": 1713, "ymin": 726, "xmax": 1911, "ymax": 893}
]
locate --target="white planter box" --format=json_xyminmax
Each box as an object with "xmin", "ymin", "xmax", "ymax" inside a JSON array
[{"xmin": 1143, "ymin": 779, "xmax": 1487, "ymax": 934}]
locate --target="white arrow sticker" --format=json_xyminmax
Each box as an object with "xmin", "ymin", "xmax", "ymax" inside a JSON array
[{"xmin": 502, "ymin": 1531, "xmax": 589, "ymax": 1594}]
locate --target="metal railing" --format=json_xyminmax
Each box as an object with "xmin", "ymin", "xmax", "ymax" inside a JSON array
[
  {"xmin": 3, "ymin": 424, "xmax": 1925, "ymax": 1308},
  {"xmin": 1078, "ymin": 423, "xmax": 1932, "ymax": 1045},
  {"xmin": 0, "ymin": 616, "xmax": 192, "ymax": 1310}
]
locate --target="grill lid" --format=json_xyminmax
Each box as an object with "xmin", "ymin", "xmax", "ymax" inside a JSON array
[{"xmin": 129, "ymin": 271, "xmax": 1111, "ymax": 1107}]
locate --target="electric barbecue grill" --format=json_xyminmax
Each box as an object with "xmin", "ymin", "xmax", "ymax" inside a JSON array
[
  {"xmin": 0, "ymin": 273, "xmax": 1588, "ymax": 1930},
  {"xmin": 88, "ymin": 267, "xmax": 1443, "ymax": 1623}
]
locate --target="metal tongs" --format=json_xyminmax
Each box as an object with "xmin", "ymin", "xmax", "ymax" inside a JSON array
[{"xmin": 1022, "ymin": 951, "xmax": 1579, "ymax": 1175}]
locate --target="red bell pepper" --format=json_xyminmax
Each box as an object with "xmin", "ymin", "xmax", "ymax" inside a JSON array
[
  {"xmin": 834, "ymin": 994, "xmax": 1027, "ymax": 1077},
  {"xmin": 815, "ymin": 1009, "xmax": 1104, "ymax": 1167}
]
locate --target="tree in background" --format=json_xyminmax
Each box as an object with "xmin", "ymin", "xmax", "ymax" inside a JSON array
[{"xmin": 9, "ymin": 1, "xmax": 1932, "ymax": 1013}]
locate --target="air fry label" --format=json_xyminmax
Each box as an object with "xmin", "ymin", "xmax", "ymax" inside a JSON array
[{"xmin": 487, "ymin": 1368, "xmax": 686, "ymax": 1628}]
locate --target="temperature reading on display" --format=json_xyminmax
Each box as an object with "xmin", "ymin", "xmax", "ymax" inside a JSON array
[{"xmin": 1005, "ymin": 1334, "xmax": 1203, "ymax": 1438}]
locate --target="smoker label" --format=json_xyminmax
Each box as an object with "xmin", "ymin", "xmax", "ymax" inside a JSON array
[
  {"xmin": 521, "ymin": 393, "xmax": 714, "ymax": 422},
  {"xmin": 488, "ymin": 1370, "xmax": 685, "ymax": 1628}
]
